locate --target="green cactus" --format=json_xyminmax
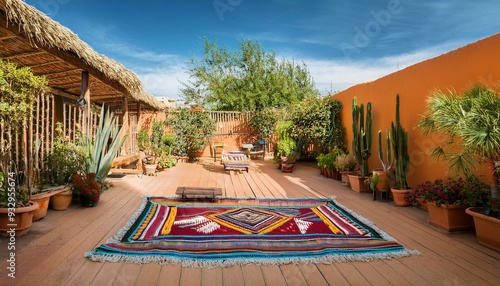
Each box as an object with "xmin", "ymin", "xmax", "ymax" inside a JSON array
[
  {"xmin": 391, "ymin": 94, "xmax": 410, "ymax": 189},
  {"xmin": 352, "ymin": 97, "xmax": 372, "ymax": 177},
  {"xmin": 378, "ymin": 129, "xmax": 393, "ymax": 172}
]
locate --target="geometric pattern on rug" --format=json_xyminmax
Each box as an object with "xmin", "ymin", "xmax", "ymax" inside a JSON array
[{"xmin": 85, "ymin": 196, "xmax": 420, "ymax": 267}]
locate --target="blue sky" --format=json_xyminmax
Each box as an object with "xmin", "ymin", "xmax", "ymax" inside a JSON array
[{"xmin": 25, "ymin": 0, "xmax": 500, "ymax": 100}]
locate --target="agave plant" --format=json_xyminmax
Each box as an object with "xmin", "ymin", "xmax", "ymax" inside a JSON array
[
  {"xmin": 418, "ymin": 84, "xmax": 500, "ymax": 207},
  {"xmin": 84, "ymin": 106, "xmax": 126, "ymax": 183}
]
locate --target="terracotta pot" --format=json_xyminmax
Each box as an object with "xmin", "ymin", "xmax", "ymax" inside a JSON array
[
  {"xmin": 466, "ymin": 207, "xmax": 500, "ymax": 251},
  {"xmin": 391, "ymin": 188, "xmax": 411, "ymax": 207},
  {"xmin": 340, "ymin": 171, "xmax": 352, "ymax": 186},
  {"xmin": 0, "ymin": 201, "xmax": 39, "ymax": 237},
  {"xmin": 372, "ymin": 169, "xmax": 389, "ymax": 191},
  {"xmin": 50, "ymin": 189, "xmax": 73, "ymax": 211},
  {"xmin": 144, "ymin": 164, "xmax": 157, "ymax": 176},
  {"xmin": 427, "ymin": 202, "xmax": 474, "ymax": 232},
  {"xmin": 348, "ymin": 174, "xmax": 370, "ymax": 193},
  {"xmin": 31, "ymin": 194, "xmax": 50, "ymax": 221}
]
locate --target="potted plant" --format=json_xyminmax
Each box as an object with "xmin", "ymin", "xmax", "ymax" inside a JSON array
[
  {"xmin": 316, "ymin": 153, "xmax": 327, "ymax": 175},
  {"xmin": 373, "ymin": 129, "xmax": 393, "ymax": 192},
  {"xmin": 0, "ymin": 167, "xmax": 39, "ymax": 237},
  {"xmin": 71, "ymin": 172, "xmax": 101, "ymax": 207},
  {"xmin": 390, "ymin": 95, "xmax": 412, "ymax": 206},
  {"xmin": 418, "ymin": 84, "xmax": 500, "ymax": 249},
  {"xmin": 348, "ymin": 97, "xmax": 372, "ymax": 192},
  {"xmin": 142, "ymin": 156, "xmax": 158, "ymax": 176},
  {"xmin": 42, "ymin": 123, "xmax": 88, "ymax": 211},
  {"xmin": 0, "ymin": 59, "xmax": 46, "ymax": 236},
  {"xmin": 274, "ymin": 120, "xmax": 299, "ymax": 173},
  {"xmin": 415, "ymin": 176, "xmax": 491, "ymax": 232},
  {"xmin": 167, "ymin": 107, "xmax": 216, "ymax": 161},
  {"xmin": 335, "ymin": 153, "xmax": 357, "ymax": 186},
  {"xmin": 84, "ymin": 106, "xmax": 126, "ymax": 184}
]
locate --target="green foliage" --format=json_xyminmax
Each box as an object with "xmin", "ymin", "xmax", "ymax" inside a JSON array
[
  {"xmin": 166, "ymin": 108, "xmax": 216, "ymax": 160},
  {"xmin": 323, "ymin": 97, "xmax": 346, "ymax": 153},
  {"xmin": 0, "ymin": 59, "xmax": 48, "ymax": 126},
  {"xmin": 137, "ymin": 129, "xmax": 150, "ymax": 152},
  {"xmin": 158, "ymin": 155, "xmax": 177, "ymax": 169},
  {"xmin": 161, "ymin": 133, "xmax": 176, "ymax": 147},
  {"xmin": 334, "ymin": 153, "xmax": 357, "ymax": 172},
  {"xmin": 369, "ymin": 173, "xmax": 380, "ymax": 191},
  {"xmin": 84, "ymin": 107, "xmax": 126, "ymax": 183},
  {"xmin": 392, "ymin": 94, "xmax": 410, "ymax": 190},
  {"xmin": 274, "ymin": 120, "xmax": 298, "ymax": 162},
  {"xmin": 352, "ymin": 97, "xmax": 372, "ymax": 177},
  {"xmin": 45, "ymin": 123, "xmax": 87, "ymax": 186},
  {"xmin": 418, "ymin": 84, "xmax": 500, "ymax": 203},
  {"xmin": 321, "ymin": 148, "xmax": 345, "ymax": 171},
  {"xmin": 412, "ymin": 176, "xmax": 491, "ymax": 207},
  {"xmin": 0, "ymin": 59, "xmax": 48, "ymax": 207},
  {"xmin": 151, "ymin": 119, "xmax": 165, "ymax": 152},
  {"xmin": 249, "ymin": 108, "xmax": 279, "ymax": 140},
  {"xmin": 179, "ymin": 38, "xmax": 319, "ymax": 111}
]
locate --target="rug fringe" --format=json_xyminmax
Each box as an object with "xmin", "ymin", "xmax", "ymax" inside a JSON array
[{"xmin": 84, "ymin": 248, "xmax": 420, "ymax": 268}]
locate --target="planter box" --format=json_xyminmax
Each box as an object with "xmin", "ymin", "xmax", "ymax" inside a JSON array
[
  {"xmin": 466, "ymin": 207, "xmax": 500, "ymax": 252},
  {"xmin": 340, "ymin": 171, "xmax": 352, "ymax": 186},
  {"xmin": 427, "ymin": 202, "xmax": 474, "ymax": 232},
  {"xmin": 391, "ymin": 188, "xmax": 411, "ymax": 207},
  {"xmin": 347, "ymin": 174, "xmax": 369, "ymax": 193}
]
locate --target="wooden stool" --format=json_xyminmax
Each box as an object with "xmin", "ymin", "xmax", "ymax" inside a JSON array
[{"xmin": 175, "ymin": 187, "xmax": 223, "ymax": 202}]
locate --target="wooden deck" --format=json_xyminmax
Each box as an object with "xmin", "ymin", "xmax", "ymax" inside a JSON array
[{"xmin": 1, "ymin": 157, "xmax": 499, "ymax": 285}]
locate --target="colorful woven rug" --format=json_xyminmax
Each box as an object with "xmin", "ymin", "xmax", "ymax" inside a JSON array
[{"xmin": 85, "ymin": 196, "xmax": 419, "ymax": 267}]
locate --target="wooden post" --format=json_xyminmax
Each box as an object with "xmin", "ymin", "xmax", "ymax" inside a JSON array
[
  {"xmin": 80, "ymin": 71, "xmax": 90, "ymax": 135},
  {"xmin": 122, "ymin": 96, "xmax": 130, "ymax": 155}
]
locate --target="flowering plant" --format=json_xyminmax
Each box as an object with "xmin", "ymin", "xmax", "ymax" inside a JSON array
[
  {"xmin": 412, "ymin": 176, "xmax": 491, "ymax": 207},
  {"xmin": 71, "ymin": 172, "xmax": 101, "ymax": 201}
]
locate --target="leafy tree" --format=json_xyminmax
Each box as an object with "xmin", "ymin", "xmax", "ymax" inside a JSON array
[
  {"xmin": 180, "ymin": 38, "xmax": 319, "ymax": 111},
  {"xmin": 248, "ymin": 108, "xmax": 279, "ymax": 141},
  {"xmin": 289, "ymin": 97, "xmax": 345, "ymax": 155},
  {"xmin": 166, "ymin": 108, "xmax": 216, "ymax": 160}
]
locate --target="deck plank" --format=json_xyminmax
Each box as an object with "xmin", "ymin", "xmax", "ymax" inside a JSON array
[{"xmin": 1, "ymin": 158, "xmax": 499, "ymax": 286}]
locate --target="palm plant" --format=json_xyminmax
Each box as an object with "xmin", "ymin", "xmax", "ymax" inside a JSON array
[
  {"xmin": 85, "ymin": 106, "xmax": 126, "ymax": 184},
  {"xmin": 418, "ymin": 84, "xmax": 500, "ymax": 209}
]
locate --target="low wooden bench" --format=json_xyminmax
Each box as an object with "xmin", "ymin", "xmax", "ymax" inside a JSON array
[
  {"xmin": 109, "ymin": 154, "xmax": 143, "ymax": 177},
  {"xmin": 175, "ymin": 187, "xmax": 223, "ymax": 202}
]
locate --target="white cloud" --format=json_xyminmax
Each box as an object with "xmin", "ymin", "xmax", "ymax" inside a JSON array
[
  {"xmin": 138, "ymin": 64, "xmax": 188, "ymax": 99},
  {"xmin": 299, "ymin": 40, "xmax": 468, "ymax": 95}
]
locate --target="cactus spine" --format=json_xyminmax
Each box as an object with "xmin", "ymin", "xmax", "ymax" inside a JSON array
[
  {"xmin": 378, "ymin": 129, "xmax": 393, "ymax": 171},
  {"xmin": 352, "ymin": 97, "xmax": 372, "ymax": 177},
  {"xmin": 391, "ymin": 94, "xmax": 409, "ymax": 189}
]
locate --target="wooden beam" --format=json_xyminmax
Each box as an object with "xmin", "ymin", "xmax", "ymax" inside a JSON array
[
  {"xmin": 80, "ymin": 71, "xmax": 90, "ymax": 135},
  {"xmin": 49, "ymin": 87, "xmax": 78, "ymax": 99},
  {"xmin": 28, "ymin": 59, "xmax": 66, "ymax": 69},
  {"xmin": 122, "ymin": 96, "xmax": 130, "ymax": 155},
  {"xmin": 4, "ymin": 50, "xmax": 47, "ymax": 60}
]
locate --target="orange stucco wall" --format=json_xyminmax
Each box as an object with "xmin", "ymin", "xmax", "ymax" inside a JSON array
[{"xmin": 333, "ymin": 33, "xmax": 500, "ymax": 187}]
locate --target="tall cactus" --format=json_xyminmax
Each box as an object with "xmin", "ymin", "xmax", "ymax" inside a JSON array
[
  {"xmin": 352, "ymin": 97, "xmax": 372, "ymax": 177},
  {"xmin": 378, "ymin": 129, "xmax": 393, "ymax": 171},
  {"xmin": 391, "ymin": 94, "xmax": 410, "ymax": 189}
]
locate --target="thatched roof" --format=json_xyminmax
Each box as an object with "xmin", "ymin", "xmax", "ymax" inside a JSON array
[{"xmin": 0, "ymin": 0, "xmax": 163, "ymax": 110}]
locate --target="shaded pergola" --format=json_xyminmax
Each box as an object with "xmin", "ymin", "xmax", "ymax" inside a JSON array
[{"xmin": 0, "ymin": 0, "xmax": 163, "ymax": 163}]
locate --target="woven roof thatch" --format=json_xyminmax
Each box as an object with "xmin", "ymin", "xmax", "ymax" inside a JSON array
[{"xmin": 0, "ymin": 0, "xmax": 163, "ymax": 110}]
